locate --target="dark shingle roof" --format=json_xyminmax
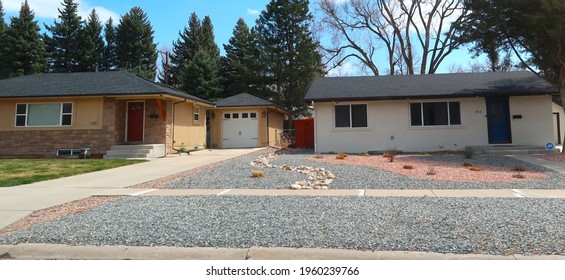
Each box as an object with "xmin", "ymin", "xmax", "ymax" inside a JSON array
[
  {"xmin": 305, "ymin": 71, "xmax": 558, "ymax": 102},
  {"xmin": 215, "ymin": 92, "xmax": 275, "ymax": 107},
  {"xmin": 0, "ymin": 71, "xmax": 214, "ymax": 105}
]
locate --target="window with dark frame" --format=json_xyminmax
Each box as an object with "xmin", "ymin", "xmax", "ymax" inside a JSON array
[
  {"xmin": 224, "ymin": 113, "xmax": 231, "ymax": 119},
  {"xmin": 334, "ymin": 104, "xmax": 368, "ymax": 128},
  {"xmin": 194, "ymin": 106, "xmax": 200, "ymax": 122},
  {"xmin": 15, "ymin": 103, "xmax": 73, "ymax": 127},
  {"xmin": 410, "ymin": 102, "xmax": 461, "ymax": 126}
]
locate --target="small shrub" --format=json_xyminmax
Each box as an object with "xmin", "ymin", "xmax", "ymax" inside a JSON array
[
  {"xmin": 251, "ymin": 170, "xmax": 265, "ymax": 177},
  {"xmin": 403, "ymin": 164, "xmax": 414, "ymax": 170},
  {"xmin": 338, "ymin": 153, "xmax": 348, "ymax": 158},
  {"xmin": 469, "ymin": 167, "xmax": 481, "ymax": 172},
  {"xmin": 513, "ymin": 172, "xmax": 526, "ymax": 179},
  {"xmin": 358, "ymin": 152, "xmax": 370, "ymax": 157},
  {"xmin": 336, "ymin": 154, "xmax": 346, "ymax": 160},
  {"xmin": 384, "ymin": 147, "xmax": 397, "ymax": 162},
  {"xmin": 462, "ymin": 162, "xmax": 473, "ymax": 167},
  {"xmin": 512, "ymin": 164, "xmax": 526, "ymax": 172},
  {"xmin": 426, "ymin": 167, "xmax": 437, "ymax": 176},
  {"xmin": 314, "ymin": 153, "xmax": 323, "ymax": 158}
]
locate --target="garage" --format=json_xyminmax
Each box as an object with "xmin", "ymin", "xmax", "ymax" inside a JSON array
[
  {"xmin": 222, "ymin": 111, "xmax": 259, "ymax": 148},
  {"xmin": 210, "ymin": 93, "xmax": 289, "ymax": 149}
]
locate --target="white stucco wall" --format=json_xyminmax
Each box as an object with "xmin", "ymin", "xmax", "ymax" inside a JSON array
[{"xmin": 313, "ymin": 95, "xmax": 555, "ymax": 153}]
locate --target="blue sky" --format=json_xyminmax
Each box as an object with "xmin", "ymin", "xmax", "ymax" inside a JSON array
[{"xmin": 3, "ymin": 0, "xmax": 476, "ymax": 75}]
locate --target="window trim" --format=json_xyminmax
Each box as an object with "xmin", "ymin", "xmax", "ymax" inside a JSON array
[
  {"xmin": 333, "ymin": 103, "xmax": 368, "ymax": 129},
  {"xmin": 409, "ymin": 101, "xmax": 461, "ymax": 127},
  {"xmin": 193, "ymin": 106, "xmax": 200, "ymax": 123},
  {"xmin": 14, "ymin": 102, "xmax": 73, "ymax": 127}
]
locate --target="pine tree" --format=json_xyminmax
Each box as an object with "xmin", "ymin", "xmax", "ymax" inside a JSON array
[
  {"xmin": 79, "ymin": 9, "xmax": 104, "ymax": 72},
  {"xmin": 221, "ymin": 18, "xmax": 268, "ymax": 98},
  {"xmin": 101, "ymin": 18, "xmax": 117, "ymax": 71},
  {"xmin": 0, "ymin": 0, "xmax": 8, "ymax": 78},
  {"xmin": 115, "ymin": 7, "xmax": 157, "ymax": 80},
  {"xmin": 179, "ymin": 15, "xmax": 221, "ymax": 99},
  {"xmin": 44, "ymin": 0, "xmax": 83, "ymax": 72},
  {"xmin": 2, "ymin": 0, "xmax": 47, "ymax": 76},
  {"xmin": 167, "ymin": 12, "xmax": 201, "ymax": 87},
  {"xmin": 256, "ymin": 0, "xmax": 324, "ymax": 118}
]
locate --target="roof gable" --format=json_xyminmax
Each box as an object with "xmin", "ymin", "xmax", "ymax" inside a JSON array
[
  {"xmin": 305, "ymin": 71, "xmax": 558, "ymax": 102},
  {"xmin": 0, "ymin": 71, "xmax": 214, "ymax": 105},
  {"xmin": 215, "ymin": 92, "xmax": 275, "ymax": 107}
]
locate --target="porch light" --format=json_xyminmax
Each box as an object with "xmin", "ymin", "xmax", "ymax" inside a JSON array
[{"xmin": 262, "ymin": 111, "xmax": 267, "ymax": 117}]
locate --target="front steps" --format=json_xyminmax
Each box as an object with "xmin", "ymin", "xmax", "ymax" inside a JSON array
[
  {"xmin": 466, "ymin": 145, "xmax": 560, "ymax": 156},
  {"xmin": 104, "ymin": 144, "xmax": 166, "ymax": 159}
]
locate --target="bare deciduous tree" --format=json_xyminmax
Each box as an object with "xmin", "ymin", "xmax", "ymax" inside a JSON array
[{"xmin": 315, "ymin": 0, "xmax": 468, "ymax": 75}]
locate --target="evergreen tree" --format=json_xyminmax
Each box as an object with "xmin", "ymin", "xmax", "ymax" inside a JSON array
[
  {"xmin": 455, "ymin": 0, "xmax": 565, "ymax": 106},
  {"xmin": 179, "ymin": 15, "xmax": 221, "ymax": 99},
  {"xmin": 44, "ymin": 0, "xmax": 83, "ymax": 72},
  {"xmin": 2, "ymin": 0, "xmax": 47, "ymax": 76},
  {"xmin": 101, "ymin": 18, "xmax": 117, "ymax": 71},
  {"xmin": 115, "ymin": 7, "xmax": 157, "ymax": 80},
  {"xmin": 166, "ymin": 12, "xmax": 201, "ymax": 87},
  {"xmin": 256, "ymin": 0, "xmax": 324, "ymax": 118},
  {"xmin": 79, "ymin": 9, "xmax": 104, "ymax": 71},
  {"xmin": 0, "ymin": 0, "xmax": 8, "ymax": 78},
  {"xmin": 221, "ymin": 18, "xmax": 267, "ymax": 98}
]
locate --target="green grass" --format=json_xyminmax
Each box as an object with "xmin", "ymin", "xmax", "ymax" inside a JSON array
[{"xmin": 0, "ymin": 159, "xmax": 146, "ymax": 187}]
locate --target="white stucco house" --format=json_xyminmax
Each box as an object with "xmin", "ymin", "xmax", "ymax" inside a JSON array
[{"xmin": 305, "ymin": 71, "xmax": 564, "ymax": 153}]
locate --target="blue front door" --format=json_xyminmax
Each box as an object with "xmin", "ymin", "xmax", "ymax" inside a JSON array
[{"xmin": 486, "ymin": 97, "xmax": 512, "ymax": 144}]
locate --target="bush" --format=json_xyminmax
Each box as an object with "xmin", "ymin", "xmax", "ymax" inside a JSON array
[
  {"xmin": 512, "ymin": 164, "xmax": 526, "ymax": 172},
  {"xmin": 384, "ymin": 147, "xmax": 397, "ymax": 162},
  {"xmin": 358, "ymin": 152, "xmax": 370, "ymax": 157},
  {"xmin": 513, "ymin": 172, "xmax": 526, "ymax": 179},
  {"xmin": 403, "ymin": 165, "xmax": 414, "ymax": 170},
  {"xmin": 336, "ymin": 154, "xmax": 346, "ymax": 160},
  {"xmin": 462, "ymin": 162, "xmax": 473, "ymax": 167},
  {"xmin": 426, "ymin": 167, "xmax": 437, "ymax": 176},
  {"xmin": 469, "ymin": 167, "xmax": 481, "ymax": 172},
  {"xmin": 251, "ymin": 170, "xmax": 265, "ymax": 177}
]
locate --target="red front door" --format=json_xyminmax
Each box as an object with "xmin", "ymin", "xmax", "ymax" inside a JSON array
[{"xmin": 127, "ymin": 102, "xmax": 144, "ymax": 142}]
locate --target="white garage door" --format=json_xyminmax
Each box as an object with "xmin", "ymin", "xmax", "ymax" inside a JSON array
[{"xmin": 222, "ymin": 111, "xmax": 259, "ymax": 148}]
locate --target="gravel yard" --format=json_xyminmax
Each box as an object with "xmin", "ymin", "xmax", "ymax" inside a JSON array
[
  {"xmin": 1, "ymin": 196, "xmax": 564, "ymax": 256},
  {"xmin": 163, "ymin": 151, "xmax": 565, "ymax": 190}
]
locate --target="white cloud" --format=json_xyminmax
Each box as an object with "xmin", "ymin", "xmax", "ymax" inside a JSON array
[
  {"xmin": 4, "ymin": 0, "xmax": 119, "ymax": 23},
  {"xmin": 247, "ymin": 8, "xmax": 260, "ymax": 15}
]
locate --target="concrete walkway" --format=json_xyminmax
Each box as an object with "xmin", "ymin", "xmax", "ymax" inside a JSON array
[
  {"xmin": 1, "ymin": 244, "xmax": 564, "ymax": 260},
  {"xmin": 0, "ymin": 148, "xmax": 264, "ymax": 230},
  {"xmin": 138, "ymin": 188, "xmax": 565, "ymax": 198}
]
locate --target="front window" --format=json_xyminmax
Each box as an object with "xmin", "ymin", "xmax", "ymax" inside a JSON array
[
  {"xmin": 15, "ymin": 103, "xmax": 73, "ymax": 127},
  {"xmin": 410, "ymin": 102, "xmax": 461, "ymax": 126},
  {"xmin": 334, "ymin": 104, "xmax": 368, "ymax": 128}
]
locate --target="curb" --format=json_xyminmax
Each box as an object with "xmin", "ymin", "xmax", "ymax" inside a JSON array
[{"xmin": 1, "ymin": 244, "xmax": 564, "ymax": 260}]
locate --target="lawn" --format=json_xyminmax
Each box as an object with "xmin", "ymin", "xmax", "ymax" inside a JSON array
[{"xmin": 0, "ymin": 159, "xmax": 145, "ymax": 187}]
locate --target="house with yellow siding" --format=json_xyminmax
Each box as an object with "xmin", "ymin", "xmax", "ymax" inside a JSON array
[{"xmin": 0, "ymin": 71, "xmax": 214, "ymax": 158}]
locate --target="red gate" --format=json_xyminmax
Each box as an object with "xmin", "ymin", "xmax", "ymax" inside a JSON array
[{"xmin": 294, "ymin": 118, "xmax": 314, "ymax": 149}]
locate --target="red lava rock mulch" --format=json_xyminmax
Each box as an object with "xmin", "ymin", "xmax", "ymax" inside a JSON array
[{"xmin": 309, "ymin": 155, "xmax": 548, "ymax": 183}]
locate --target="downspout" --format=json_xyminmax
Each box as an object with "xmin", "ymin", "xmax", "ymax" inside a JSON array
[
  {"xmin": 313, "ymin": 101, "xmax": 317, "ymax": 153},
  {"xmin": 171, "ymin": 99, "xmax": 187, "ymax": 153}
]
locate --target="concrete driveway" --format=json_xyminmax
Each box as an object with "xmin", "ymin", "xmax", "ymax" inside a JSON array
[{"xmin": 0, "ymin": 148, "xmax": 264, "ymax": 230}]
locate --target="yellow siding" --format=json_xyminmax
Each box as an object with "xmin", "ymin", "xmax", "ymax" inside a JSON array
[
  {"xmin": 173, "ymin": 101, "xmax": 207, "ymax": 150},
  {"xmin": 268, "ymin": 111, "xmax": 285, "ymax": 146},
  {"xmin": 0, "ymin": 97, "xmax": 103, "ymax": 131}
]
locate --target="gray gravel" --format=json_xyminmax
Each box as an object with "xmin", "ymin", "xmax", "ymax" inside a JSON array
[
  {"xmin": 165, "ymin": 150, "xmax": 565, "ymax": 189},
  {"xmin": 1, "ymin": 196, "xmax": 564, "ymax": 255}
]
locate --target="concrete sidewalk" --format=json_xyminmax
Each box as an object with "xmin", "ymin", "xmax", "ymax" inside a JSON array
[
  {"xmin": 139, "ymin": 188, "xmax": 565, "ymax": 198},
  {"xmin": 0, "ymin": 243, "xmax": 563, "ymax": 260},
  {"xmin": 0, "ymin": 148, "xmax": 264, "ymax": 230}
]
